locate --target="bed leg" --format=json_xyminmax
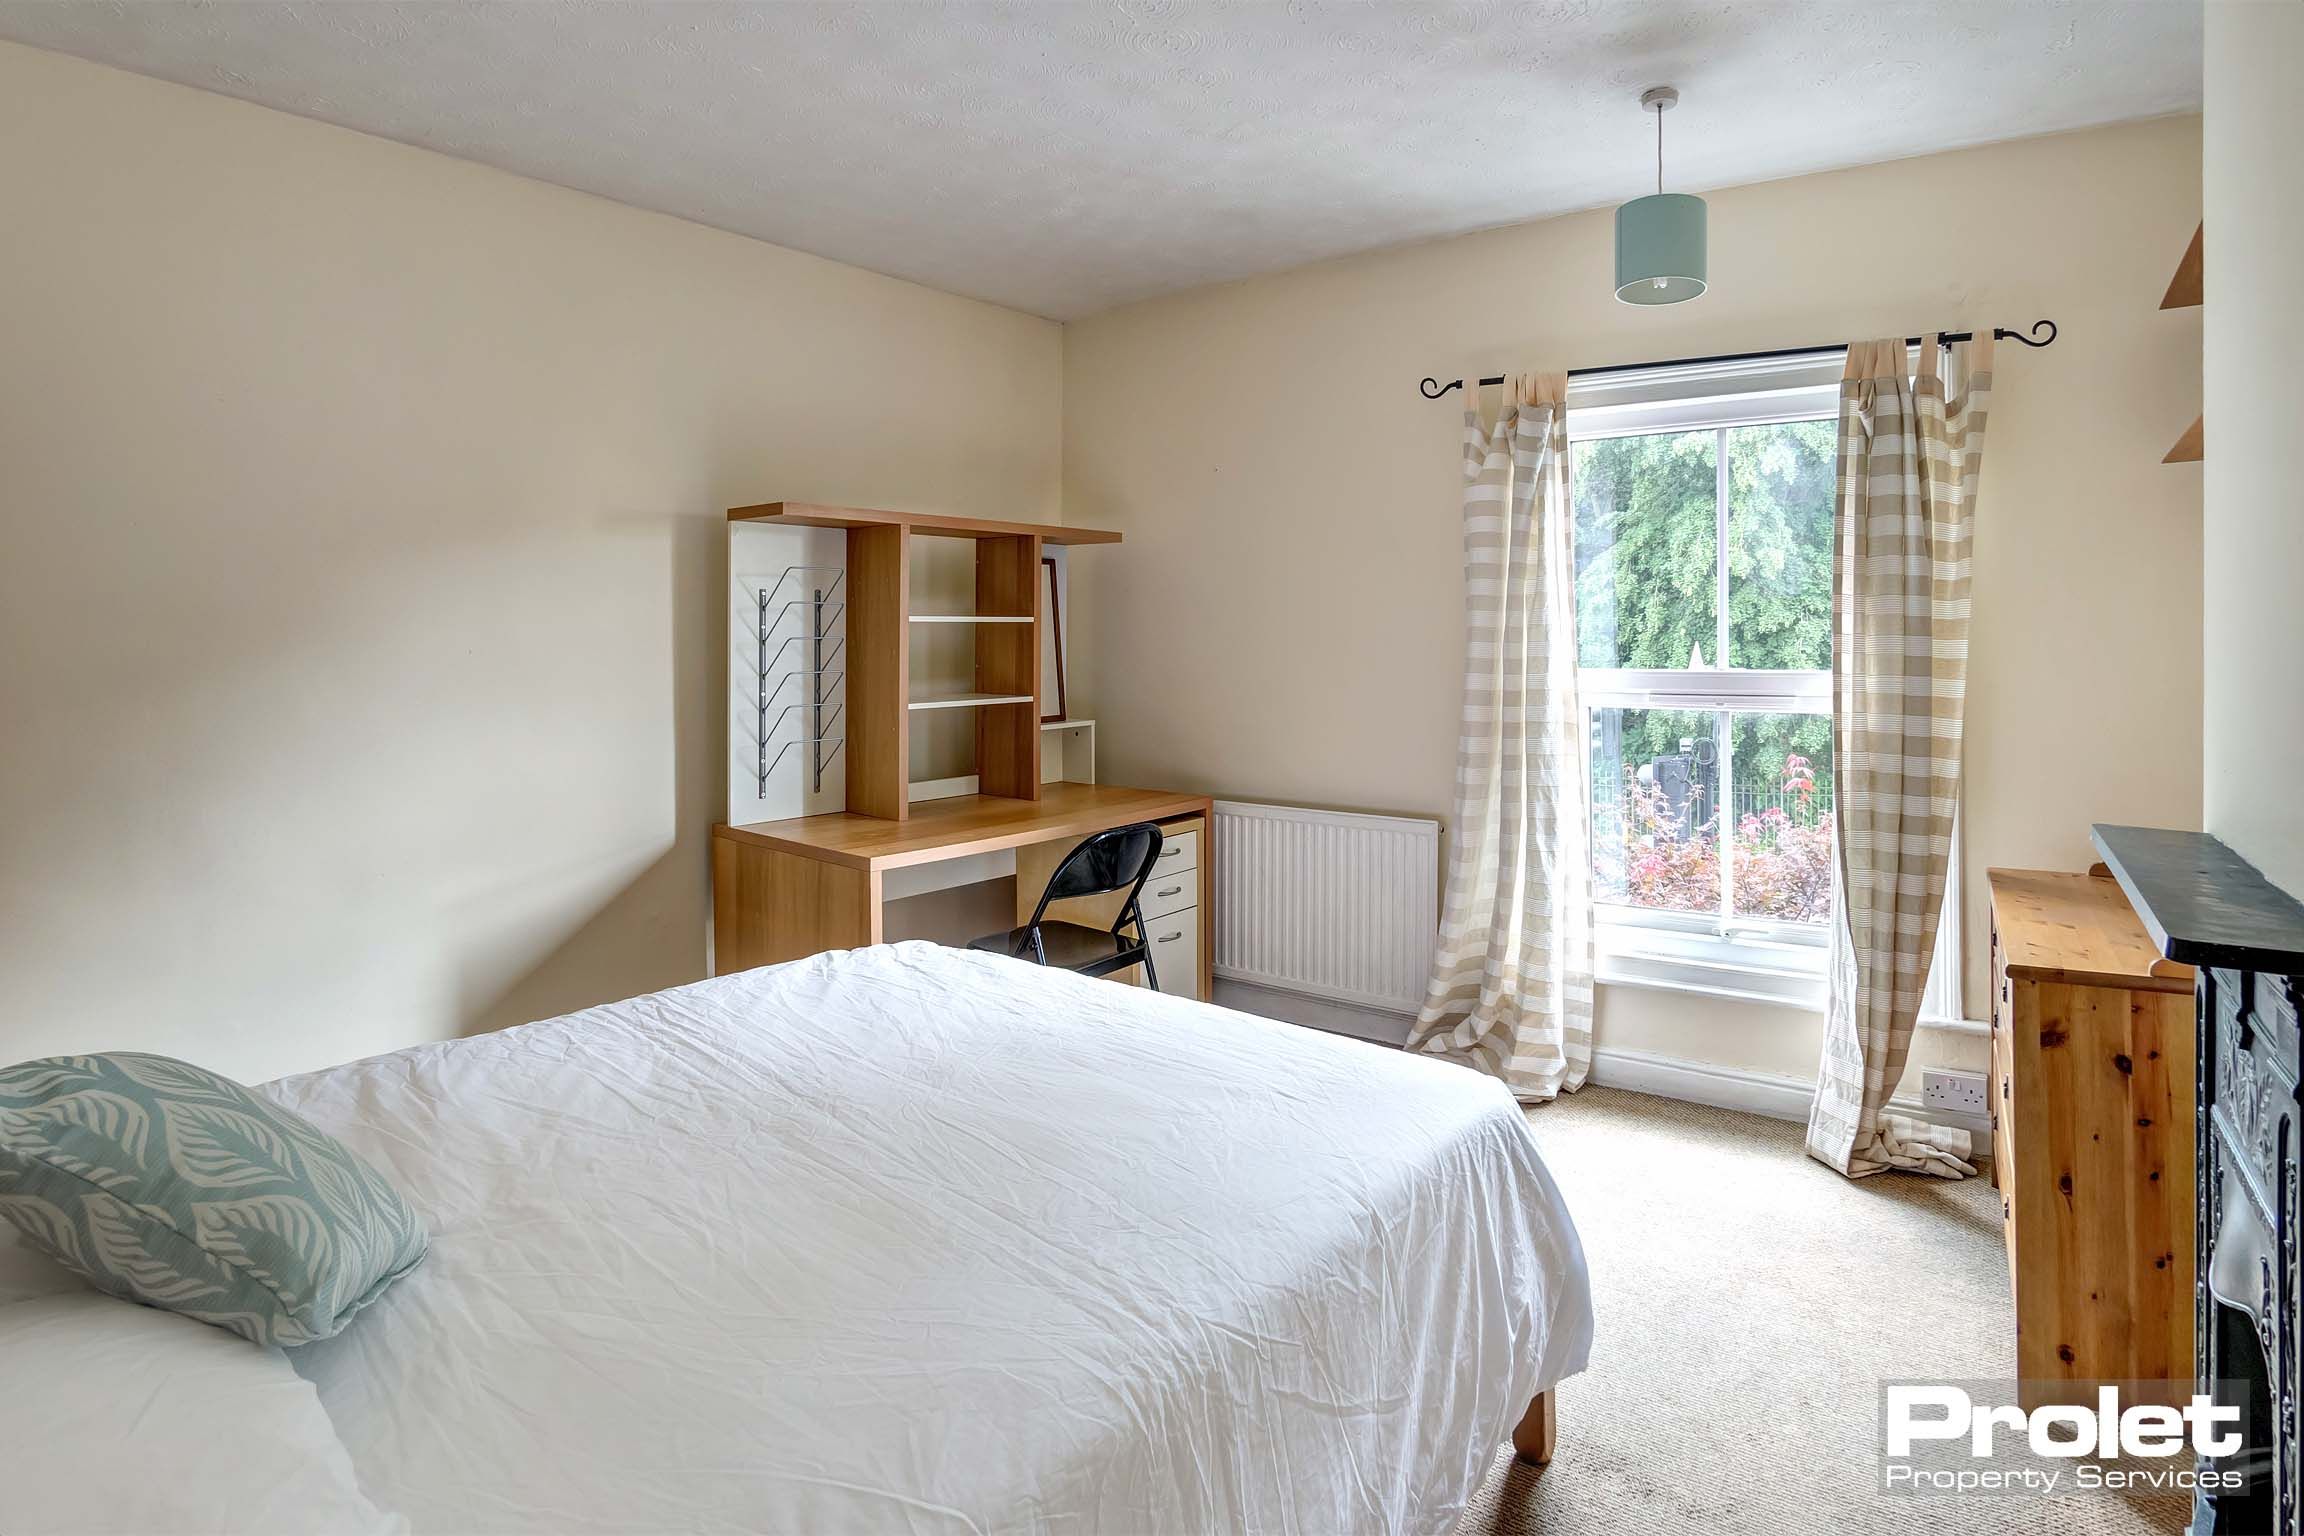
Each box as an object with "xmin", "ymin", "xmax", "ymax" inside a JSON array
[{"xmin": 1511, "ymin": 1389, "xmax": 1556, "ymax": 1468}]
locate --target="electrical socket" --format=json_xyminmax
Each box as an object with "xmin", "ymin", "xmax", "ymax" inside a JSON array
[{"xmin": 1922, "ymin": 1068, "xmax": 1989, "ymax": 1117}]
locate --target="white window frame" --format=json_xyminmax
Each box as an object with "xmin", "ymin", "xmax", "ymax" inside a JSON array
[{"xmin": 1568, "ymin": 351, "xmax": 1964, "ymax": 1021}]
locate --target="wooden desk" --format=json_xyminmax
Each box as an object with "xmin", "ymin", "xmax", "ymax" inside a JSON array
[{"xmin": 713, "ymin": 783, "xmax": 1214, "ymax": 994}]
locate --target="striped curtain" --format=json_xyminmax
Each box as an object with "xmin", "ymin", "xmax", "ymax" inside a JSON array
[
  {"xmin": 1806, "ymin": 335, "xmax": 1994, "ymax": 1178},
  {"xmin": 1407, "ymin": 374, "xmax": 1593, "ymax": 1102}
]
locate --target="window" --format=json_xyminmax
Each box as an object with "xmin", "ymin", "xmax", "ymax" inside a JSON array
[
  {"xmin": 1568, "ymin": 354, "xmax": 1966, "ymax": 1020},
  {"xmin": 1569, "ymin": 358, "xmax": 1841, "ymax": 1002}
]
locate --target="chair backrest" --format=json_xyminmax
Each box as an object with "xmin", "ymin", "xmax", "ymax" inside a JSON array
[{"xmin": 1027, "ymin": 822, "xmax": 1165, "ymax": 932}]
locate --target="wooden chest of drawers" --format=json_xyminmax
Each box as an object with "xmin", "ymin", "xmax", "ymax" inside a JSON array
[{"xmin": 1987, "ymin": 867, "xmax": 2197, "ymax": 1406}]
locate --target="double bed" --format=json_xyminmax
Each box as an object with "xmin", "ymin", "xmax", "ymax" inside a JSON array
[{"xmin": 16, "ymin": 942, "xmax": 1591, "ymax": 1533}]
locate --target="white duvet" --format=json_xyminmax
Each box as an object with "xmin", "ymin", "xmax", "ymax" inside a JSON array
[{"xmin": 264, "ymin": 943, "xmax": 1590, "ymax": 1535}]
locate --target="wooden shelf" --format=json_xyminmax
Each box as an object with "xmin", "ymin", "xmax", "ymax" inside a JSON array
[
  {"xmin": 734, "ymin": 503, "xmax": 1099, "ymax": 821},
  {"xmin": 908, "ymin": 613, "xmax": 1031, "ymax": 624},
  {"xmin": 2161, "ymin": 222, "xmax": 2203, "ymax": 310},
  {"xmin": 2165, "ymin": 414, "xmax": 2203, "ymax": 464},
  {"xmin": 2161, "ymin": 223, "xmax": 2203, "ymax": 466},
  {"xmin": 908, "ymin": 692, "xmax": 1035, "ymax": 711},
  {"xmin": 728, "ymin": 501, "xmax": 1121, "ymax": 546}
]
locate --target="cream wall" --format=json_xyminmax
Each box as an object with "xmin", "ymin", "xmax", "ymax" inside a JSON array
[
  {"xmin": 1064, "ymin": 117, "xmax": 2205, "ymax": 1084},
  {"xmin": 0, "ymin": 37, "xmax": 2217, "ymax": 1101},
  {"xmin": 0, "ymin": 43, "xmax": 1062, "ymax": 1082},
  {"xmin": 2203, "ymin": 0, "xmax": 2304, "ymax": 900}
]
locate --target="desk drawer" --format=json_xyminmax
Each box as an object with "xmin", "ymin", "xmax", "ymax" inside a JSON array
[
  {"xmin": 1144, "ymin": 908, "xmax": 1200, "ymax": 999},
  {"xmin": 1152, "ymin": 827, "xmax": 1199, "ymax": 878},
  {"xmin": 1140, "ymin": 871, "xmax": 1198, "ymax": 922}
]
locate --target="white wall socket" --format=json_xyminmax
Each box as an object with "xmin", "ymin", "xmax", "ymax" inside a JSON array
[{"xmin": 1921, "ymin": 1068, "xmax": 1989, "ymax": 1116}]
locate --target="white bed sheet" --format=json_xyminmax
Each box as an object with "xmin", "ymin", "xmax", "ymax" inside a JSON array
[{"xmin": 266, "ymin": 942, "xmax": 1590, "ymax": 1535}]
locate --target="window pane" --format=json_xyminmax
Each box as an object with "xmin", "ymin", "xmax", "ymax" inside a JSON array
[
  {"xmin": 1728, "ymin": 712, "xmax": 1835, "ymax": 924},
  {"xmin": 1590, "ymin": 707, "xmax": 1720, "ymax": 916},
  {"xmin": 1725, "ymin": 420, "xmax": 1834, "ymax": 671},
  {"xmin": 1572, "ymin": 431, "xmax": 1718, "ymax": 670}
]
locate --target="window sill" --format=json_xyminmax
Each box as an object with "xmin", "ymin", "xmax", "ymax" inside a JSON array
[
  {"xmin": 1594, "ymin": 936, "xmax": 1988, "ymax": 1034},
  {"xmin": 1598, "ymin": 909, "xmax": 1821, "ymax": 982},
  {"xmin": 1595, "ymin": 907, "xmax": 1825, "ymax": 1007},
  {"xmin": 1596, "ymin": 949, "xmax": 1825, "ymax": 1010}
]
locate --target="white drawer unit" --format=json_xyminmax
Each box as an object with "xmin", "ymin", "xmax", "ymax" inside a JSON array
[
  {"xmin": 1151, "ymin": 828, "xmax": 1199, "ymax": 878},
  {"xmin": 1142, "ymin": 817, "xmax": 1203, "ymax": 998},
  {"xmin": 1143, "ymin": 907, "xmax": 1200, "ymax": 999},
  {"xmin": 1139, "ymin": 870, "xmax": 1197, "ymax": 922}
]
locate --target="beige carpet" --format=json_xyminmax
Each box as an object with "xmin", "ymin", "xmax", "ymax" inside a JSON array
[{"xmin": 1457, "ymin": 1088, "xmax": 2190, "ymax": 1536}]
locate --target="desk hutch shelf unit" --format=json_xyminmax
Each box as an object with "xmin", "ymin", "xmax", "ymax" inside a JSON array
[
  {"xmin": 717, "ymin": 506, "xmax": 1214, "ymax": 1003},
  {"xmin": 727, "ymin": 502, "xmax": 1118, "ymax": 824}
]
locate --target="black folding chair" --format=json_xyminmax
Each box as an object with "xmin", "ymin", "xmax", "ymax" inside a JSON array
[{"xmin": 966, "ymin": 822, "xmax": 1165, "ymax": 988}]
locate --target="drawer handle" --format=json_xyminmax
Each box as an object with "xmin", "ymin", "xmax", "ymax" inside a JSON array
[
  {"xmin": 1157, "ymin": 932, "xmax": 1182, "ymax": 943},
  {"xmin": 1155, "ymin": 885, "xmax": 1184, "ymax": 898}
]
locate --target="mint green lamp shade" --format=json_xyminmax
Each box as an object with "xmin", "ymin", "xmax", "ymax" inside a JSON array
[{"xmin": 1614, "ymin": 192, "xmax": 1708, "ymax": 305}]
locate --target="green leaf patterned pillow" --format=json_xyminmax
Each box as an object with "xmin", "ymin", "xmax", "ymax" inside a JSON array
[{"xmin": 0, "ymin": 1053, "xmax": 427, "ymax": 1346}]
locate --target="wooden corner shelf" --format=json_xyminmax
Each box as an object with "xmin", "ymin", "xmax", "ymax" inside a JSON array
[
  {"xmin": 2161, "ymin": 222, "xmax": 2203, "ymax": 466},
  {"xmin": 2165, "ymin": 413, "xmax": 2203, "ymax": 464},
  {"xmin": 2161, "ymin": 222, "xmax": 2203, "ymax": 310}
]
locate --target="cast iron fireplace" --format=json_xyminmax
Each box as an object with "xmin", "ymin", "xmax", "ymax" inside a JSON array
[{"xmin": 2097, "ymin": 825, "xmax": 2303, "ymax": 1536}]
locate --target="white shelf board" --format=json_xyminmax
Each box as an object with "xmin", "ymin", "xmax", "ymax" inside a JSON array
[
  {"xmin": 907, "ymin": 692, "xmax": 1036, "ymax": 711},
  {"xmin": 907, "ymin": 614, "xmax": 1032, "ymax": 624},
  {"xmin": 1040, "ymin": 717, "xmax": 1094, "ymax": 730}
]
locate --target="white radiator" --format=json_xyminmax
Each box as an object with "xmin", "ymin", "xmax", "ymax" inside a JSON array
[{"xmin": 1211, "ymin": 800, "xmax": 1441, "ymax": 1015}]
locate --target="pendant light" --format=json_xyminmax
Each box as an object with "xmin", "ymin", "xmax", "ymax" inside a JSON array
[{"xmin": 1614, "ymin": 86, "xmax": 1707, "ymax": 305}]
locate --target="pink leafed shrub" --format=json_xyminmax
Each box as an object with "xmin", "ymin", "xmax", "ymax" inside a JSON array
[{"xmin": 1595, "ymin": 753, "xmax": 1835, "ymax": 924}]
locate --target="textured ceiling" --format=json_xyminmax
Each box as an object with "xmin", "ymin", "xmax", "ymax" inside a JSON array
[{"xmin": 0, "ymin": 1, "xmax": 2201, "ymax": 318}]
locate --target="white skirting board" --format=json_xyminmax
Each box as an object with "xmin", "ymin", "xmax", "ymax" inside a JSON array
[
  {"xmin": 1211, "ymin": 981, "xmax": 1993, "ymax": 1145},
  {"xmin": 1585, "ymin": 1046, "xmax": 1991, "ymax": 1145},
  {"xmin": 1585, "ymin": 1047, "xmax": 1815, "ymax": 1120},
  {"xmin": 1210, "ymin": 979, "xmax": 1417, "ymax": 1049}
]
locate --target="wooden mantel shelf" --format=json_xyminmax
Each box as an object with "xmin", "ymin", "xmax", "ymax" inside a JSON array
[{"xmin": 728, "ymin": 500, "xmax": 1121, "ymax": 546}]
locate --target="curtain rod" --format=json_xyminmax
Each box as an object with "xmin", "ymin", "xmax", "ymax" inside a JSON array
[{"xmin": 1417, "ymin": 319, "xmax": 2058, "ymax": 399}]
